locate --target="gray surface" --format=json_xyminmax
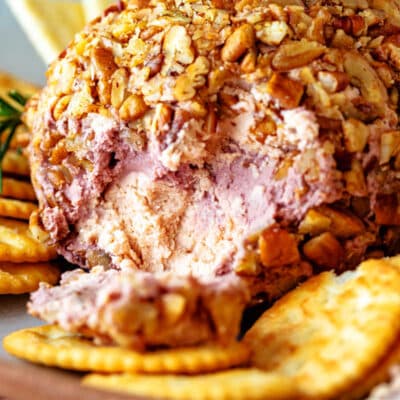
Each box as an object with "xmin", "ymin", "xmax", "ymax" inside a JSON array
[
  {"xmin": 0, "ymin": 2, "xmax": 46, "ymax": 360},
  {"xmin": 0, "ymin": 296, "xmax": 42, "ymax": 361},
  {"xmin": 0, "ymin": 1, "xmax": 46, "ymax": 85}
]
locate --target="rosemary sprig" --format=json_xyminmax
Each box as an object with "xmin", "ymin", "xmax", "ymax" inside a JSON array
[{"xmin": 0, "ymin": 90, "xmax": 26, "ymax": 192}]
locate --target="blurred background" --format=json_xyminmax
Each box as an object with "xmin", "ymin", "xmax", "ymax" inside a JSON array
[{"xmin": 0, "ymin": 2, "xmax": 46, "ymax": 85}]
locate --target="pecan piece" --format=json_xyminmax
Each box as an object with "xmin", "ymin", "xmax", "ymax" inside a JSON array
[
  {"xmin": 151, "ymin": 104, "xmax": 172, "ymax": 137},
  {"xmin": 221, "ymin": 24, "xmax": 255, "ymax": 62},
  {"xmin": 342, "ymin": 118, "xmax": 369, "ymax": 153},
  {"xmin": 111, "ymin": 68, "xmax": 128, "ymax": 109},
  {"xmin": 258, "ymin": 227, "xmax": 300, "ymax": 268},
  {"xmin": 332, "ymin": 15, "xmax": 366, "ymax": 37},
  {"xmin": 163, "ymin": 25, "xmax": 194, "ymax": 66},
  {"xmin": 235, "ymin": 252, "xmax": 260, "ymax": 276},
  {"xmin": 317, "ymin": 71, "xmax": 349, "ymax": 93},
  {"xmin": 344, "ymin": 159, "xmax": 367, "ymax": 196},
  {"xmin": 374, "ymin": 194, "xmax": 400, "ymax": 225},
  {"xmin": 162, "ymin": 293, "xmax": 187, "ymax": 325},
  {"xmin": 298, "ymin": 209, "xmax": 331, "ymax": 236},
  {"xmin": 272, "ymin": 40, "xmax": 325, "ymax": 72},
  {"xmin": 317, "ymin": 206, "xmax": 364, "ymax": 239},
  {"xmin": 174, "ymin": 75, "xmax": 195, "ymax": 101},
  {"xmin": 343, "ymin": 51, "xmax": 388, "ymax": 109},
  {"xmin": 380, "ymin": 131, "xmax": 400, "ymax": 165},
  {"xmin": 119, "ymin": 94, "xmax": 148, "ymax": 121},
  {"xmin": 266, "ymin": 73, "xmax": 304, "ymax": 109},
  {"xmin": 52, "ymin": 95, "xmax": 71, "ymax": 120},
  {"xmin": 303, "ymin": 232, "xmax": 344, "ymax": 270},
  {"xmin": 257, "ymin": 21, "xmax": 288, "ymax": 46},
  {"xmin": 92, "ymin": 47, "xmax": 118, "ymax": 105}
]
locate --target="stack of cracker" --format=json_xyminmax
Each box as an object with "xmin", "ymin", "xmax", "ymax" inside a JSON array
[
  {"xmin": 0, "ymin": 72, "xmax": 59, "ymax": 295},
  {"xmin": 4, "ymin": 257, "xmax": 400, "ymax": 399}
]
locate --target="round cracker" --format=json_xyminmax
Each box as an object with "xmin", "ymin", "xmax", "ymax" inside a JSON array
[
  {"xmin": 3, "ymin": 325, "xmax": 250, "ymax": 374},
  {"xmin": 0, "ymin": 218, "xmax": 57, "ymax": 262},
  {"xmin": 244, "ymin": 259, "xmax": 400, "ymax": 399},
  {"xmin": 1, "ymin": 178, "xmax": 36, "ymax": 202},
  {"xmin": 83, "ymin": 369, "xmax": 302, "ymax": 400},
  {"xmin": 0, "ymin": 198, "xmax": 37, "ymax": 220},
  {"xmin": 340, "ymin": 336, "xmax": 400, "ymax": 400},
  {"xmin": 0, "ymin": 262, "xmax": 60, "ymax": 294},
  {"xmin": 2, "ymin": 150, "xmax": 30, "ymax": 176}
]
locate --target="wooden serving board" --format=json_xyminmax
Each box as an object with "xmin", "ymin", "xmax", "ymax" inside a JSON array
[
  {"xmin": 0, "ymin": 358, "xmax": 149, "ymax": 400},
  {"xmin": 0, "ymin": 295, "xmax": 150, "ymax": 400}
]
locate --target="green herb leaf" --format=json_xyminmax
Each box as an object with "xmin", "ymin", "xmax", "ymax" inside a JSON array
[
  {"xmin": 8, "ymin": 90, "xmax": 29, "ymax": 107},
  {"xmin": 0, "ymin": 90, "xmax": 28, "ymax": 193},
  {"xmin": 0, "ymin": 97, "xmax": 19, "ymax": 117}
]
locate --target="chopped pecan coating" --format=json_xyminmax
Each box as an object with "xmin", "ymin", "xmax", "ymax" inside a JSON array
[
  {"xmin": 303, "ymin": 232, "xmax": 344, "ymax": 270},
  {"xmin": 259, "ymin": 227, "xmax": 300, "ymax": 268}
]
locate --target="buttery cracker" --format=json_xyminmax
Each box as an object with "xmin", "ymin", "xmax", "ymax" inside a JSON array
[
  {"xmin": 0, "ymin": 198, "xmax": 37, "ymax": 220},
  {"xmin": 0, "ymin": 262, "xmax": 59, "ymax": 294},
  {"xmin": 2, "ymin": 150, "xmax": 30, "ymax": 177},
  {"xmin": 3, "ymin": 325, "xmax": 250, "ymax": 373},
  {"xmin": 83, "ymin": 369, "xmax": 302, "ymax": 400},
  {"xmin": 244, "ymin": 259, "xmax": 400, "ymax": 399},
  {"xmin": 0, "ymin": 178, "xmax": 36, "ymax": 201},
  {"xmin": 0, "ymin": 218, "xmax": 56, "ymax": 262}
]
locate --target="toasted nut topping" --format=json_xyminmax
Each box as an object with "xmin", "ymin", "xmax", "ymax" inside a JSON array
[
  {"xmin": 151, "ymin": 104, "xmax": 172, "ymax": 137},
  {"xmin": 259, "ymin": 227, "xmax": 300, "ymax": 268},
  {"xmin": 240, "ymin": 50, "xmax": 256, "ymax": 74},
  {"xmin": 29, "ymin": 210, "xmax": 50, "ymax": 243},
  {"xmin": 163, "ymin": 25, "xmax": 194, "ymax": 66},
  {"xmin": 205, "ymin": 107, "xmax": 217, "ymax": 135},
  {"xmin": 51, "ymin": 61, "xmax": 76, "ymax": 95},
  {"xmin": 257, "ymin": 21, "xmax": 288, "ymax": 46},
  {"xmin": 92, "ymin": 47, "xmax": 118, "ymax": 104},
  {"xmin": 344, "ymin": 159, "xmax": 368, "ymax": 196},
  {"xmin": 49, "ymin": 141, "xmax": 68, "ymax": 165},
  {"xmin": 343, "ymin": 52, "xmax": 388, "ymax": 109},
  {"xmin": 52, "ymin": 95, "xmax": 71, "ymax": 120},
  {"xmin": 235, "ymin": 252, "xmax": 260, "ymax": 276},
  {"xmin": 303, "ymin": 232, "xmax": 344, "ymax": 270},
  {"xmin": 187, "ymin": 56, "xmax": 210, "ymax": 81},
  {"xmin": 208, "ymin": 69, "xmax": 227, "ymax": 94},
  {"xmin": 380, "ymin": 131, "xmax": 400, "ymax": 164},
  {"xmin": 162, "ymin": 293, "xmax": 186, "ymax": 325},
  {"xmin": 174, "ymin": 74, "xmax": 196, "ymax": 101},
  {"xmin": 374, "ymin": 194, "xmax": 400, "ymax": 226},
  {"xmin": 111, "ymin": 68, "xmax": 128, "ymax": 109},
  {"xmin": 317, "ymin": 71, "xmax": 349, "ymax": 93},
  {"xmin": 342, "ymin": 118, "xmax": 369, "ymax": 153},
  {"xmin": 67, "ymin": 90, "xmax": 93, "ymax": 118},
  {"xmin": 318, "ymin": 206, "xmax": 364, "ymax": 239},
  {"xmin": 332, "ymin": 15, "xmax": 366, "ymax": 37},
  {"xmin": 119, "ymin": 95, "xmax": 148, "ymax": 121},
  {"xmin": 266, "ymin": 73, "xmax": 304, "ymax": 109},
  {"xmin": 221, "ymin": 24, "xmax": 255, "ymax": 62},
  {"xmin": 331, "ymin": 29, "xmax": 355, "ymax": 49},
  {"xmin": 272, "ymin": 40, "xmax": 325, "ymax": 71},
  {"xmin": 298, "ymin": 209, "xmax": 331, "ymax": 236},
  {"xmin": 174, "ymin": 56, "xmax": 210, "ymax": 101},
  {"xmin": 274, "ymin": 158, "xmax": 292, "ymax": 180}
]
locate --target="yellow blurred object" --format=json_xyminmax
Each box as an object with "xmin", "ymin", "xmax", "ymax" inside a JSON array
[
  {"xmin": 6, "ymin": 0, "xmax": 86, "ymax": 64},
  {"xmin": 82, "ymin": 0, "xmax": 115, "ymax": 22}
]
